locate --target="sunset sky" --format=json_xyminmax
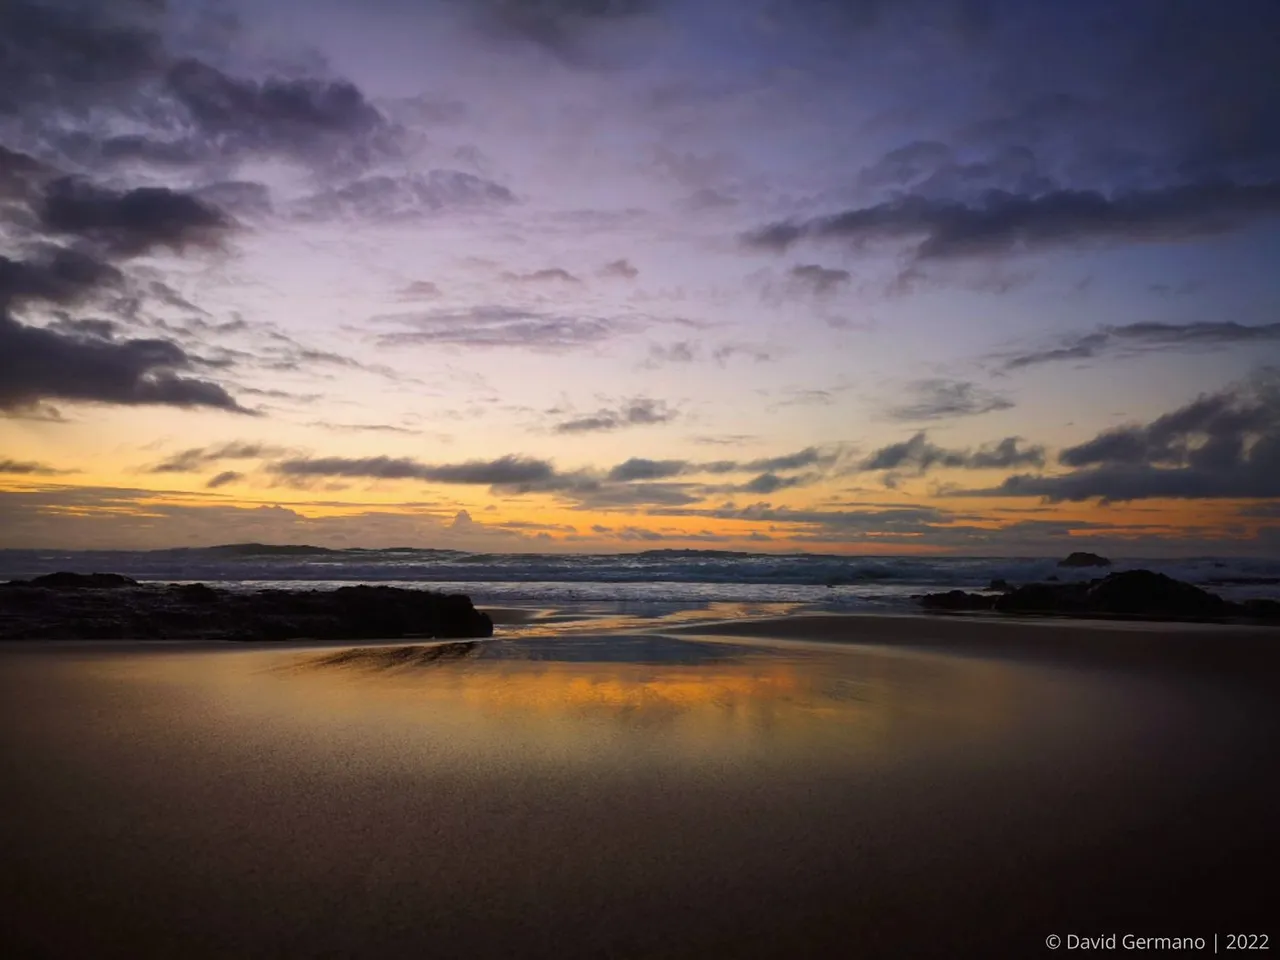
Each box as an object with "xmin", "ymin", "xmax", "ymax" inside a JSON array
[{"xmin": 2, "ymin": 0, "xmax": 1278, "ymax": 554}]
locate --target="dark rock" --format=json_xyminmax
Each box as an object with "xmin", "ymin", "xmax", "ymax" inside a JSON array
[
  {"xmin": 1084, "ymin": 570, "xmax": 1229, "ymax": 619},
  {"xmin": 995, "ymin": 581, "xmax": 1089, "ymax": 614},
  {"xmin": 987, "ymin": 578, "xmax": 1013, "ymax": 592},
  {"xmin": 920, "ymin": 590, "xmax": 997, "ymax": 612},
  {"xmin": 1058, "ymin": 552, "xmax": 1111, "ymax": 568},
  {"xmin": 982, "ymin": 570, "xmax": 1243, "ymax": 621},
  {"xmin": 4, "ymin": 572, "xmax": 140, "ymax": 589},
  {"xmin": 0, "ymin": 576, "xmax": 493, "ymax": 642},
  {"xmin": 174, "ymin": 583, "xmax": 219, "ymax": 603}
]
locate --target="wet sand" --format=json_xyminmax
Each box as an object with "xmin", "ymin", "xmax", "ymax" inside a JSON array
[{"xmin": 1, "ymin": 616, "xmax": 1277, "ymax": 958}]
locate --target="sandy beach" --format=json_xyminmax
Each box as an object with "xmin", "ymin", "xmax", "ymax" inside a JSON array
[{"xmin": 2, "ymin": 611, "xmax": 1277, "ymax": 958}]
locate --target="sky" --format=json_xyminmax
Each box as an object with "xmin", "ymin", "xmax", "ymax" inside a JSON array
[{"xmin": 1, "ymin": 0, "xmax": 1279, "ymax": 555}]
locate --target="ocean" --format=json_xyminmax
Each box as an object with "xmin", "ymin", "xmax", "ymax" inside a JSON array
[{"xmin": 1, "ymin": 546, "xmax": 1277, "ymax": 613}]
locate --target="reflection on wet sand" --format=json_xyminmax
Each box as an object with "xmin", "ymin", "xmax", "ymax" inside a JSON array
[
  {"xmin": 3, "ymin": 630, "xmax": 1277, "ymax": 958},
  {"xmin": 262, "ymin": 634, "xmax": 1037, "ymax": 767}
]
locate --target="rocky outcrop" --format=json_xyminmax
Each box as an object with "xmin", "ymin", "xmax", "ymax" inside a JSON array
[
  {"xmin": 0, "ymin": 577, "xmax": 494, "ymax": 641},
  {"xmin": 1058, "ymin": 552, "xmax": 1112, "ymax": 568},
  {"xmin": 920, "ymin": 570, "xmax": 1278, "ymax": 623},
  {"xmin": 920, "ymin": 590, "xmax": 997, "ymax": 612},
  {"xmin": 12, "ymin": 572, "xmax": 140, "ymax": 589}
]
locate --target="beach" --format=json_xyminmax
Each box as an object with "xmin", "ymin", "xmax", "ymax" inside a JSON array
[{"xmin": 2, "ymin": 609, "xmax": 1277, "ymax": 958}]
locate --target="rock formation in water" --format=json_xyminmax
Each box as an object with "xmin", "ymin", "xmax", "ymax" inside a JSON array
[{"xmin": 1057, "ymin": 551, "xmax": 1112, "ymax": 568}]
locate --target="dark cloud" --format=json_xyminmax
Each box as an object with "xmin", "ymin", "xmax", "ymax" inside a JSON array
[
  {"xmin": 148, "ymin": 442, "xmax": 287, "ymax": 474},
  {"xmin": 165, "ymin": 57, "xmax": 384, "ymax": 152},
  {"xmin": 967, "ymin": 437, "xmax": 1047, "ymax": 469},
  {"xmin": 737, "ymin": 472, "xmax": 808, "ymax": 494},
  {"xmin": 553, "ymin": 397, "xmax": 678, "ymax": 433},
  {"xmin": 0, "ymin": 311, "xmax": 251, "ymax": 414},
  {"xmin": 788, "ymin": 264, "xmax": 851, "ymax": 295},
  {"xmin": 965, "ymin": 372, "xmax": 1280, "ymax": 501},
  {"xmin": 0, "ymin": 144, "xmax": 52, "ymax": 200},
  {"xmin": 860, "ymin": 432, "xmax": 1044, "ymax": 472},
  {"xmin": 39, "ymin": 177, "xmax": 232, "ymax": 257},
  {"xmin": 272, "ymin": 455, "xmax": 558, "ymax": 487},
  {"xmin": 744, "ymin": 182, "xmax": 1280, "ymax": 262},
  {"xmin": 747, "ymin": 446, "xmax": 838, "ymax": 472},
  {"xmin": 0, "ymin": 1, "xmax": 163, "ymax": 108},
  {"xmin": 607, "ymin": 458, "xmax": 686, "ymax": 481},
  {"xmin": 604, "ymin": 447, "xmax": 840, "ymax": 484},
  {"xmin": 887, "ymin": 378, "xmax": 1014, "ymax": 420},
  {"xmin": 503, "ymin": 267, "xmax": 581, "ymax": 284},
  {"xmin": 1002, "ymin": 322, "xmax": 1280, "ymax": 371},
  {"xmin": 0, "ymin": 248, "xmax": 122, "ymax": 309},
  {"xmin": 1, "ymin": 1, "xmax": 396, "ymax": 176},
  {"xmin": 206, "ymin": 470, "xmax": 243, "ymax": 489},
  {"xmin": 1001, "ymin": 333, "xmax": 1111, "ymax": 370},
  {"xmin": 374, "ymin": 306, "xmax": 624, "ymax": 351},
  {"xmin": 599, "ymin": 259, "xmax": 639, "ymax": 279},
  {"xmin": 0, "ymin": 458, "xmax": 65, "ymax": 475}
]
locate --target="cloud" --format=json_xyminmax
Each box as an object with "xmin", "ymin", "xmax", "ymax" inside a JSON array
[
  {"xmin": 607, "ymin": 458, "xmax": 687, "ymax": 481},
  {"xmin": 272, "ymin": 454, "xmax": 558, "ymax": 487},
  {"xmin": 503, "ymin": 267, "xmax": 581, "ymax": 284},
  {"xmin": 1, "ymin": 1, "xmax": 397, "ymax": 178},
  {"xmin": 0, "ymin": 311, "xmax": 252, "ymax": 414},
  {"xmin": 39, "ymin": 177, "xmax": 232, "ymax": 257},
  {"xmin": 398, "ymin": 281, "xmax": 441, "ymax": 300},
  {"xmin": 967, "ymin": 437, "xmax": 1048, "ymax": 469},
  {"xmin": 568, "ymin": 482, "xmax": 705, "ymax": 509},
  {"xmin": 737, "ymin": 472, "xmax": 810, "ymax": 494},
  {"xmin": 553, "ymin": 398, "xmax": 679, "ymax": 433},
  {"xmin": 963, "ymin": 371, "xmax": 1280, "ymax": 501},
  {"xmin": 599, "ymin": 259, "xmax": 639, "ymax": 279},
  {"xmin": 163, "ymin": 57, "xmax": 390, "ymax": 165},
  {"xmin": 788, "ymin": 264, "xmax": 851, "ymax": 295},
  {"xmin": 0, "ymin": 459, "xmax": 66, "ymax": 475},
  {"xmin": 293, "ymin": 171, "xmax": 513, "ymax": 221},
  {"xmin": 643, "ymin": 340, "xmax": 776, "ymax": 368},
  {"xmin": 148, "ymin": 442, "xmax": 287, "ymax": 474},
  {"xmin": 1002, "ymin": 322, "xmax": 1280, "ymax": 370},
  {"xmin": 0, "ymin": 1, "xmax": 164, "ymax": 108},
  {"xmin": 887, "ymin": 378, "xmax": 1014, "ymax": 420},
  {"xmin": 205, "ymin": 470, "xmax": 243, "ymax": 489},
  {"xmin": 0, "ymin": 248, "xmax": 122, "ymax": 309},
  {"xmin": 860, "ymin": 432, "xmax": 1044, "ymax": 472},
  {"xmin": 374, "ymin": 306, "xmax": 625, "ymax": 351},
  {"xmin": 604, "ymin": 447, "xmax": 844, "ymax": 483},
  {"xmin": 746, "ymin": 446, "xmax": 839, "ymax": 472},
  {"xmin": 744, "ymin": 182, "xmax": 1280, "ymax": 262}
]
